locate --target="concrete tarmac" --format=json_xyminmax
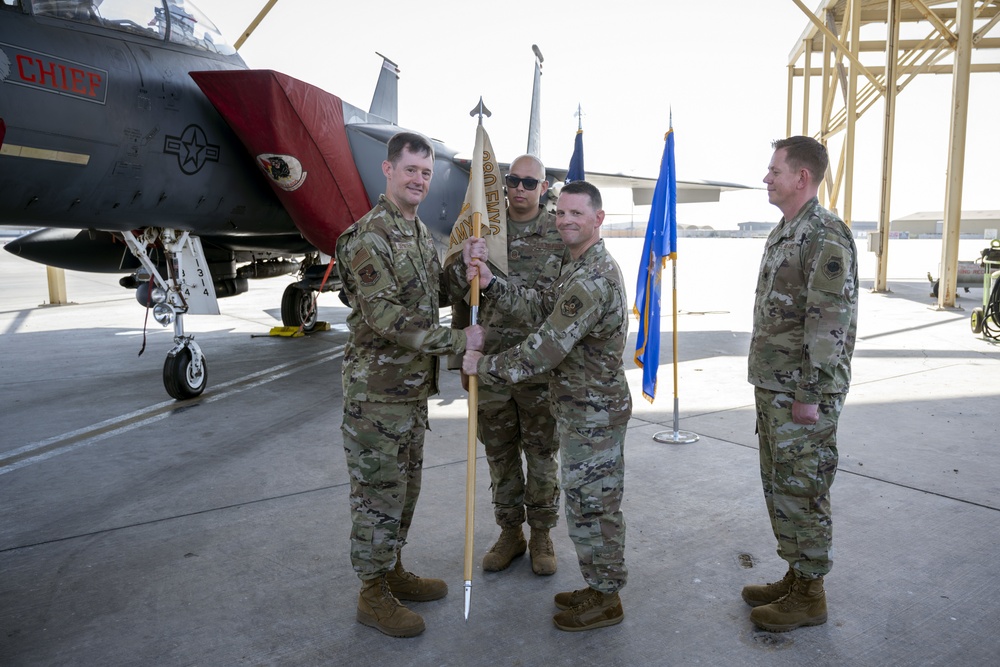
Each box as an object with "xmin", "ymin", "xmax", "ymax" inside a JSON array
[{"xmin": 1, "ymin": 238, "xmax": 998, "ymax": 666}]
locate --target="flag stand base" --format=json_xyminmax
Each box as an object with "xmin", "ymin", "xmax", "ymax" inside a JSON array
[{"xmin": 653, "ymin": 430, "xmax": 699, "ymax": 445}]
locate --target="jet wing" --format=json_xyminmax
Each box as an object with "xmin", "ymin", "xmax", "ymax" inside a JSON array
[
  {"xmin": 190, "ymin": 70, "xmax": 373, "ymax": 255},
  {"xmin": 545, "ymin": 168, "xmax": 753, "ymax": 205}
]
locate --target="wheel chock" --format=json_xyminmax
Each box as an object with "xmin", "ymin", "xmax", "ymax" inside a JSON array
[{"xmin": 268, "ymin": 326, "xmax": 305, "ymax": 337}]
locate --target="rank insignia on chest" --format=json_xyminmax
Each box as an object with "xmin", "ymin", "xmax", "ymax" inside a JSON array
[
  {"xmin": 510, "ymin": 249, "xmax": 521, "ymax": 261},
  {"xmin": 358, "ymin": 264, "xmax": 380, "ymax": 286},
  {"xmin": 561, "ymin": 295, "xmax": 583, "ymax": 318}
]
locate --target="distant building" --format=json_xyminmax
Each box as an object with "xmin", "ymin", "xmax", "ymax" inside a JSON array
[
  {"xmin": 891, "ymin": 211, "xmax": 1000, "ymax": 239},
  {"xmin": 738, "ymin": 222, "xmax": 776, "ymax": 237}
]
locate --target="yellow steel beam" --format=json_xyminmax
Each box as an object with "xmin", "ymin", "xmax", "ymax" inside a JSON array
[
  {"xmin": 791, "ymin": 0, "xmax": 885, "ymax": 95},
  {"xmin": 803, "ymin": 39, "xmax": 812, "ymax": 135},
  {"xmin": 907, "ymin": 0, "xmax": 959, "ymax": 47},
  {"xmin": 938, "ymin": 0, "xmax": 975, "ymax": 309},
  {"xmin": 842, "ymin": 0, "xmax": 862, "ymax": 227},
  {"xmin": 875, "ymin": 0, "xmax": 902, "ymax": 293}
]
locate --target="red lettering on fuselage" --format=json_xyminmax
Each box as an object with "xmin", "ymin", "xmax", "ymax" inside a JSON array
[{"xmin": 13, "ymin": 53, "xmax": 105, "ymax": 100}]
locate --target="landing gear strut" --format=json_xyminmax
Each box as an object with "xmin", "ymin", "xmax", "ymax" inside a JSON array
[{"xmin": 122, "ymin": 228, "xmax": 219, "ymax": 399}]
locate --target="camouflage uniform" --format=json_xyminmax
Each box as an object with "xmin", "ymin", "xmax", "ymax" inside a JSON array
[
  {"xmin": 748, "ymin": 196, "xmax": 859, "ymax": 579},
  {"xmin": 336, "ymin": 194, "xmax": 468, "ymax": 581},
  {"xmin": 448, "ymin": 208, "xmax": 568, "ymax": 530},
  {"xmin": 474, "ymin": 239, "xmax": 632, "ymax": 593}
]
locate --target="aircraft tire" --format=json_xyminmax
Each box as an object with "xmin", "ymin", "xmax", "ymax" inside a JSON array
[
  {"xmin": 163, "ymin": 347, "xmax": 208, "ymax": 400},
  {"xmin": 281, "ymin": 284, "xmax": 317, "ymax": 332}
]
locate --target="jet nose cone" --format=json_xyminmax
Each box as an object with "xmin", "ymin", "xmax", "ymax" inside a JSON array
[{"xmin": 4, "ymin": 237, "xmax": 25, "ymax": 256}]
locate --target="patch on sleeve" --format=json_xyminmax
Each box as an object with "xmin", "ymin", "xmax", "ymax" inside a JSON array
[
  {"xmin": 813, "ymin": 244, "xmax": 851, "ymax": 294},
  {"xmin": 550, "ymin": 282, "xmax": 596, "ymax": 332},
  {"xmin": 350, "ymin": 246, "xmax": 372, "ymax": 271},
  {"xmin": 560, "ymin": 295, "xmax": 583, "ymax": 319},
  {"xmin": 349, "ymin": 244, "xmax": 392, "ymax": 296},
  {"xmin": 358, "ymin": 263, "xmax": 380, "ymax": 286}
]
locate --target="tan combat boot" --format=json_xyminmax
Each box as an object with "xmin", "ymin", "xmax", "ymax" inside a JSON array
[
  {"xmin": 749, "ymin": 575, "xmax": 827, "ymax": 632},
  {"xmin": 552, "ymin": 588, "xmax": 624, "ymax": 632},
  {"xmin": 482, "ymin": 526, "xmax": 527, "ymax": 571},
  {"xmin": 385, "ymin": 554, "xmax": 448, "ymax": 602},
  {"xmin": 356, "ymin": 575, "xmax": 425, "ymax": 638},
  {"xmin": 553, "ymin": 587, "xmax": 591, "ymax": 610},
  {"xmin": 528, "ymin": 527, "xmax": 556, "ymax": 576},
  {"xmin": 741, "ymin": 568, "xmax": 795, "ymax": 607}
]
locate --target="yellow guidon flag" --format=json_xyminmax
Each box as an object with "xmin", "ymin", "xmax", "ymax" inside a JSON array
[{"xmin": 444, "ymin": 123, "xmax": 508, "ymax": 278}]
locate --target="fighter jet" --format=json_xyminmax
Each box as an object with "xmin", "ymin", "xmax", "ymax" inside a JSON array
[{"xmin": 0, "ymin": 0, "xmax": 747, "ymax": 400}]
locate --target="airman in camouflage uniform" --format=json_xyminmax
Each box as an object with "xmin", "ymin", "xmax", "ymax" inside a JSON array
[
  {"xmin": 743, "ymin": 136, "xmax": 859, "ymax": 633},
  {"xmin": 463, "ymin": 181, "xmax": 631, "ymax": 632},
  {"xmin": 447, "ymin": 154, "xmax": 568, "ymax": 576},
  {"xmin": 335, "ymin": 132, "xmax": 484, "ymax": 638}
]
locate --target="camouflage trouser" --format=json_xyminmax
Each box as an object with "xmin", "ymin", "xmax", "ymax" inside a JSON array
[
  {"xmin": 754, "ymin": 387, "xmax": 842, "ymax": 578},
  {"xmin": 342, "ymin": 399, "xmax": 428, "ymax": 581},
  {"xmin": 560, "ymin": 421, "xmax": 627, "ymax": 594},
  {"xmin": 478, "ymin": 383, "xmax": 559, "ymax": 530}
]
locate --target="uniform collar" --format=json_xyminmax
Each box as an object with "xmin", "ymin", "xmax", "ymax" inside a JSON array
[
  {"xmin": 378, "ymin": 194, "xmax": 419, "ymax": 237},
  {"xmin": 774, "ymin": 196, "xmax": 820, "ymax": 240},
  {"xmin": 506, "ymin": 207, "xmax": 547, "ymax": 238}
]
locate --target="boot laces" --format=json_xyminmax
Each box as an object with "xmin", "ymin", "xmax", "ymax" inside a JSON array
[
  {"xmin": 490, "ymin": 528, "xmax": 522, "ymax": 553},
  {"xmin": 530, "ymin": 531, "xmax": 554, "ymax": 556},
  {"xmin": 569, "ymin": 588, "xmax": 604, "ymax": 612},
  {"xmin": 377, "ymin": 577, "xmax": 403, "ymax": 609}
]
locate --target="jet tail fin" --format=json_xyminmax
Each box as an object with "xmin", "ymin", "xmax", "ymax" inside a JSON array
[
  {"xmin": 369, "ymin": 53, "xmax": 399, "ymax": 124},
  {"xmin": 526, "ymin": 45, "xmax": 543, "ymax": 157}
]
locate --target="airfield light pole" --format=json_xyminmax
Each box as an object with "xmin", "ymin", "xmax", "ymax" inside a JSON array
[{"xmin": 235, "ymin": 0, "xmax": 280, "ymax": 51}]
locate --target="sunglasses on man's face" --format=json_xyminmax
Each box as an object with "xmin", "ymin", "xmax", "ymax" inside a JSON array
[{"xmin": 505, "ymin": 175, "xmax": 540, "ymax": 191}]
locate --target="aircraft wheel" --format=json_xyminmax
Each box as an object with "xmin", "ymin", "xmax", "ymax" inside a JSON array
[
  {"xmin": 281, "ymin": 284, "xmax": 317, "ymax": 331},
  {"xmin": 971, "ymin": 307, "xmax": 985, "ymax": 334},
  {"xmin": 163, "ymin": 347, "xmax": 207, "ymax": 400}
]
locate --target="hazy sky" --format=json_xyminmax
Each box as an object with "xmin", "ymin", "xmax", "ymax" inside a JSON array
[{"xmin": 194, "ymin": 0, "xmax": 999, "ymax": 229}]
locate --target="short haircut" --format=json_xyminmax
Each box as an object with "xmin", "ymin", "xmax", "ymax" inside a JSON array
[
  {"xmin": 560, "ymin": 180, "xmax": 602, "ymax": 211},
  {"xmin": 771, "ymin": 136, "xmax": 828, "ymax": 183},
  {"xmin": 387, "ymin": 131, "xmax": 435, "ymax": 165},
  {"xmin": 509, "ymin": 154, "xmax": 546, "ymax": 180}
]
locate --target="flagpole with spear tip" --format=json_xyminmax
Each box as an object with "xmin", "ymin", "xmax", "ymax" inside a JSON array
[
  {"xmin": 634, "ymin": 109, "xmax": 698, "ymax": 444},
  {"xmin": 463, "ymin": 97, "xmax": 491, "ymax": 620},
  {"xmin": 652, "ymin": 110, "xmax": 698, "ymax": 445}
]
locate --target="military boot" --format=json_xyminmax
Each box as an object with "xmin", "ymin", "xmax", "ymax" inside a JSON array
[
  {"xmin": 528, "ymin": 527, "xmax": 556, "ymax": 576},
  {"xmin": 356, "ymin": 575, "xmax": 425, "ymax": 638},
  {"xmin": 482, "ymin": 526, "xmax": 527, "ymax": 572},
  {"xmin": 552, "ymin": 588, "xmax": 624, "ymax": 632},
  {"xmin": 749, "ymin": 575, "xmax": 827, "ymax": 632},
  {"xmin": 385, "ymin": 554, "xmax": 448, "ymax": 602},
  {"xmin": 553, "ymin": 587, "xmax": 591, "ymax": 610},
  {"xmin": 741, "ymin": 568, "xmax": 795, "ymax": 607}
]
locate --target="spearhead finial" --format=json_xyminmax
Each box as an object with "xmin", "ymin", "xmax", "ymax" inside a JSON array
[
  {"xmin": 532, "ymin": 44, "xmax": 544, "ymax": 65},
  {"xmin": 470, "ymin": 97, "xmax": 492, "ymax": 126},
  {"xmin": 464, "ymin": 581, "xmax": 472, "ymax": 620}
]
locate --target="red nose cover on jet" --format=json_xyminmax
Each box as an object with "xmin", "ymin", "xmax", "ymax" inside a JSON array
[{"xmin": 190, "ymin": 70, "xmax": 371, "ymax": 255}]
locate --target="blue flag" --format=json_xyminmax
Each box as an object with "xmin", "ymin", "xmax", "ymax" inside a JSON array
[
  {"xmin": 566, "ymin": 129, "xmax": 585, "ymax": 182},
  {"xmin": 633, "ymin": 127, "xmax": 677, "ymax": 402}
]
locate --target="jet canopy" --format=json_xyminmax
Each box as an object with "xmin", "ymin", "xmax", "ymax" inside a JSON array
[{"xmin": 29, "ymin": 0, "xmax": 236, "ymax": 55}]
